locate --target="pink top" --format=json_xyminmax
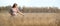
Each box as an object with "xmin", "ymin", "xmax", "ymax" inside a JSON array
[{"xmin": 11, "ymin": 8, "xmax": 19, "ymax": 16}]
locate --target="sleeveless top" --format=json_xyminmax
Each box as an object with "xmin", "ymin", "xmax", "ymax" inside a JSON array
[{"xmin": 10, "ymin": 8, "xmax": 19, "ymax": 16}]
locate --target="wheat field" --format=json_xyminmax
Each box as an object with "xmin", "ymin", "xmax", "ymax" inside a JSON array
[{"xmin": 0, "ymin": 13, "xmax": 60, "ymax": 26}]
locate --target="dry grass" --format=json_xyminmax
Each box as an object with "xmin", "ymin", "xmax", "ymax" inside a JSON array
[{"xmin": 0, "ymin": 13, "xmax": 60, "ymax": 26}]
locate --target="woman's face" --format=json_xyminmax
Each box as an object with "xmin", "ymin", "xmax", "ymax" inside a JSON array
[
  {"xmin": 12, "ymin": 3, "xmax": 18, "ymax": 8},
  {"xmin": 15, "ymin": 5, "xmax": 17, "ymax": 8}
]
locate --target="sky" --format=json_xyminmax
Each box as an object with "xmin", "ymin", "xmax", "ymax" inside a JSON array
[{"xmin": 0, "ymin": 0, "xmax": 60, "ymax": 8}]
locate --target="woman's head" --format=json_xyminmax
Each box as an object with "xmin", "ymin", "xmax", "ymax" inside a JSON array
[{"xmin": 12, "ymin": 3, "xmax": 17, "ymax": 8}]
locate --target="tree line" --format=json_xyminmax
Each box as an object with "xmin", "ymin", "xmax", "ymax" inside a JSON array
[{"xmin": 0, "ymin": 6, "xmax": 60, "ymax": 13}]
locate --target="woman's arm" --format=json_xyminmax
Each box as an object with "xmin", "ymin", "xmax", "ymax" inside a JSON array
[
  {"xmin": 17, "ymin": 9, "xmax": 24, "ymax": 16},
  {"xmin": 19, "ymin": 11, "xmax": 24, "ymax": 15}
]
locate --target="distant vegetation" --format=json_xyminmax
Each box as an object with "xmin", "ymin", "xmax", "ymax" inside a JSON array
[
  {"xmin": 23, "ymin": 7, "xmax": 60, "ymax": 13},
  {"xmin": 0, "ymin": 6, "xmax": 60, "ymax": 13}
]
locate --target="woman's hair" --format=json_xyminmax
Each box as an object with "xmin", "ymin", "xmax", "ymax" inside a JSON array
[{"xmin": 12, "ymin": 3, "xmax": 17, "ymax": 8}]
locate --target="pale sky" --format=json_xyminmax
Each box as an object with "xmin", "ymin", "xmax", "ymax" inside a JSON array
[{"xmin": 0, "ymin": 0, "xmax": 60, "ymax": 8}]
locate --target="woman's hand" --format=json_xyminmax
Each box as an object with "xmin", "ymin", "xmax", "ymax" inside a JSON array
[{"xmin": 19, "ymin": 12, "xmax": 24, "ymax": 16}]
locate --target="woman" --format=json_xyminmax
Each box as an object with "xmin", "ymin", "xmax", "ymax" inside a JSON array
[{"xmin": 10, "ymin": 3, "xmax": 24, "ymax": 16}]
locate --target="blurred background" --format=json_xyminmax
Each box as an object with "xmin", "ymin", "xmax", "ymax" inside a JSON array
[
  {"xmin": 0, "ymin": 0, "xmax": 60, "ymax": 13},
  {"xmin": 0, "ymin": 0, "xmax": 60, "ymax": 26}
]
